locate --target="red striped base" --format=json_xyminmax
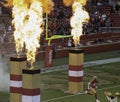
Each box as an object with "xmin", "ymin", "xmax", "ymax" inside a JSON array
[{"xmin": 10, "ymin": 74, "xmax": 22, "ymax": 94}]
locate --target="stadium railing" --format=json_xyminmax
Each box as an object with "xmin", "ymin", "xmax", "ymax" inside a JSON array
[{"xmin": 100, "ymin": 27, "xmax": 120, "ymax": 33}]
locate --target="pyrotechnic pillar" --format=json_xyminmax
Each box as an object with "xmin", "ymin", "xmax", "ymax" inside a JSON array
[
  {"xmin": 22, "ymin": 68, "xmax": 40, "ymax": 102},
  {"xmin": 10, "ymin": 56, "xmax": 27, "ymax": 102},
  {"xmin": 45, "ymin": 46, "xmax": 52, "ymax": 67},
  {"xmin": 68, "ymin": 49, "xmax": 84, "ymax": 93}
]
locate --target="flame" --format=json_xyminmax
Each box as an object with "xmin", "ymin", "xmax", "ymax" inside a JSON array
[
  {"xmin": 63, "ymin": 0, "xmax": 89, "ymax": 46},
  {"xmin": 42, "ymin": 0, "xmax": 54, "ymax": 14},
  {"xmin": 63, "ymin": 0, "xmax": 73, "ymax": 7},
  {"xmin": 23, "ymin": 1, "xmax": 44, "ymax": 68},
  {"xmin": 11, "ymin": 0, "xmax": 54, "ymax": 69},
  {"xmin": 12, "ymin": 0, "xmax": 43, "ymax": 69},
  {"xmin": 0, "ymin": 0, "xmax": 13, "ymax": 7},
  {"xmin": 12, "ymin": 0, "xmax": 28, "ymax": 55},
  {"xmin": 4, "ymin": 0, "xmax": 54, "ymax": 12}
]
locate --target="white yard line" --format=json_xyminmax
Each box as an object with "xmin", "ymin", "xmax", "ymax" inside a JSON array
[
  {"xmin": 84, "ymin": 58, "xmax": 120, "ymax": 67},
  {"xmin": 97, "ymin": 85, "xmax": 120, "ymax": 91},
  {"xmin": 41, "ymin": 85, "xmax": 120, "ymax": 102},
  {"xmin": 41, "ymin": 58, "xmax": 120, "ymax": 74}
]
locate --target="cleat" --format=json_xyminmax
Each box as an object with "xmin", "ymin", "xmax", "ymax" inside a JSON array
[
  {"xmin": 85, "ymin": 90, "xmax": 88, "ymax": 94},
  {"xmin": 96, "ymin": 99, "xmax": 100, "ymax": 102}
]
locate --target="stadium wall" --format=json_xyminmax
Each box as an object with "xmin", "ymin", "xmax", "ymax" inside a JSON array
[
  {"xmin": 1, "ymin": 33, "xmax": 120, "ymax": 61},
  {"xmin": 36, "ymin": 42, "xmax": 120, "ymax": 61},
  {"xmin": 36, "ymin": 33, "xmax": 120, "ymax": 61}
]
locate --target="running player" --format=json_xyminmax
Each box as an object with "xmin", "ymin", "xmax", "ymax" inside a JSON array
[{"xmin": 85, "ymin": 76, "xmax": 100, "ymax": 102}]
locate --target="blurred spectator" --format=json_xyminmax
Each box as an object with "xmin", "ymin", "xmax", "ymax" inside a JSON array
[
  {"xmin": 52, "ymin": 44, "xmax": 56, "ymax": 59},
  {"xmin": 0, "ymin": 6, "xmax": 2, "ymax": 14},
  {"xmin": 67, "ymin": 37, "xmax": 72, "ymax": 47},
  {"xmin": 0, "ymin": 0, "xmax": 119, "ymax": 46},
  {"xmin": 115, "ymin": 3, "xmax": 120, "ymax": 12},
  {"xmin": 105, "ymin": 17, "xmax": 111, "ymax": 27}
]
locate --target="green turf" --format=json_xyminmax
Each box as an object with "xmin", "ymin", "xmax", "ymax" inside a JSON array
[
  {"xmin": 34, "ymin": 50, "xmax": 120, "ymax": 68},
  {"xmin": 0, "ymin": 50, "xmax": 120, "ymax": 102},
  {"xmin": 52, "ymin": 50, "xmax": 120, "ymax": 67},
  {"xmin": 0, "ymin": 91, "xmax": 9, "ymax": 101},
  {"xmin": 84, "ymin": 50, "xmax": 120, "ymax": 62},
  {"xmin": 40, "ymin": 62, "xmax": 120, "ymax": 102}
]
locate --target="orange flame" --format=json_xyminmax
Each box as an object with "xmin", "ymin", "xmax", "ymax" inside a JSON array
[
  {"xmin": 63, "ymin": 0, "xmax": 73, "ymax": 7},
  {"xmin": 11, "ymin": 0, "xmax": 54, "ymax": 69},
  {"xmin": 0, "ymin": 0, "xmax": 13, "ymax": 7},
  {"xmin": 63, "ymin": 0, "xmax": 87, "ymax": 7},
  {"xmin": 63, "ymin": 0, "xmax": 89, "ymax": 46},
  {"xmin": 42, "ymin": 0, "xmax": 54, "ymax": 14},
  {"xmin": 5, "ymin": 0, "xmax": 54, "ymax": 13}
]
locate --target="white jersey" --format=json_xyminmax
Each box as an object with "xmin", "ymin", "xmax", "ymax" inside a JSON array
[{"xmin": 106, "ymin": 96, "xmax": 118, "ymax": 102}]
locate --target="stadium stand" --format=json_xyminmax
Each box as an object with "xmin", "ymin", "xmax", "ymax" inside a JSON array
[{"xmin": 0, "ymin": 0, "xmax": 120, "ymax": 57}]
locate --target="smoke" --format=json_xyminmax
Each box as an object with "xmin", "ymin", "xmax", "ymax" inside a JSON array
[{"xmin": 0, "ymin": 54, "xmax": 9, "ymax": 92}]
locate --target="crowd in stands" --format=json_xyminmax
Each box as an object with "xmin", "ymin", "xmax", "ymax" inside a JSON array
[
  {"xmin": 43, "ymin": 0, "xmax": 120, "ymax": 38},
  {"xmin": 44, "ymin": 5, "xmax": 72, "ymax": 37},
  {"xmin": 0, "ymin": 0, "xmax": 120, "ymax": 48},
  {"xmin": 45, "ymin": 0, "xmax": 120, "ymax": 48},
  {"xmin": 83, "ymin": 0, "xmax": 119, "ymax": 34}
]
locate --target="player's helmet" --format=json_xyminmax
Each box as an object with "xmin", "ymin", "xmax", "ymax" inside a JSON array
[
  {"xmin": 93, "ymin": 76, "xmax": 97, "ymax": 79},
  {"xmin": 115, "ymin": 92, "xmax": 120, "ymax": 97},
  {"xmin": 107, "ymin": 92, "xmax": 112, "ymax": 96}
]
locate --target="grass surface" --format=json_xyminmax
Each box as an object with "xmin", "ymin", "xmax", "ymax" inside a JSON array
[
  {"xmin": 34, "ymin": 50, "xmax": 120, "ymax": 68},
  {"xmin": 0, "ymin": 50, "xmax": 120, "ymax": 102},
  {"xmin": 40, "ymin": 62, "xmax": 120, "ymax": 102}
]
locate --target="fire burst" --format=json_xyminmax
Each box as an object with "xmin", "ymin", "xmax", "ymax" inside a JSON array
[
  {"xmin": 5, "ymin": 0, "xmax": 54, "ymax": 69},
  {"xmin": 63, "ymin": 0, "xmax": 89, "ymax": 46},
  {"xmin": 12, "ymin": 0, "xmax": 43, "ymax": 69}
]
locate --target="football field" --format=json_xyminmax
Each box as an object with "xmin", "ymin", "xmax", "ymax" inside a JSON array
[
  {"xmin": 40, "ymin": 62, "xmax": 120, "ymax": 102},
  {"xmin": 0, "ymin": 50, "xmax": 120, "ymax": 102}
]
